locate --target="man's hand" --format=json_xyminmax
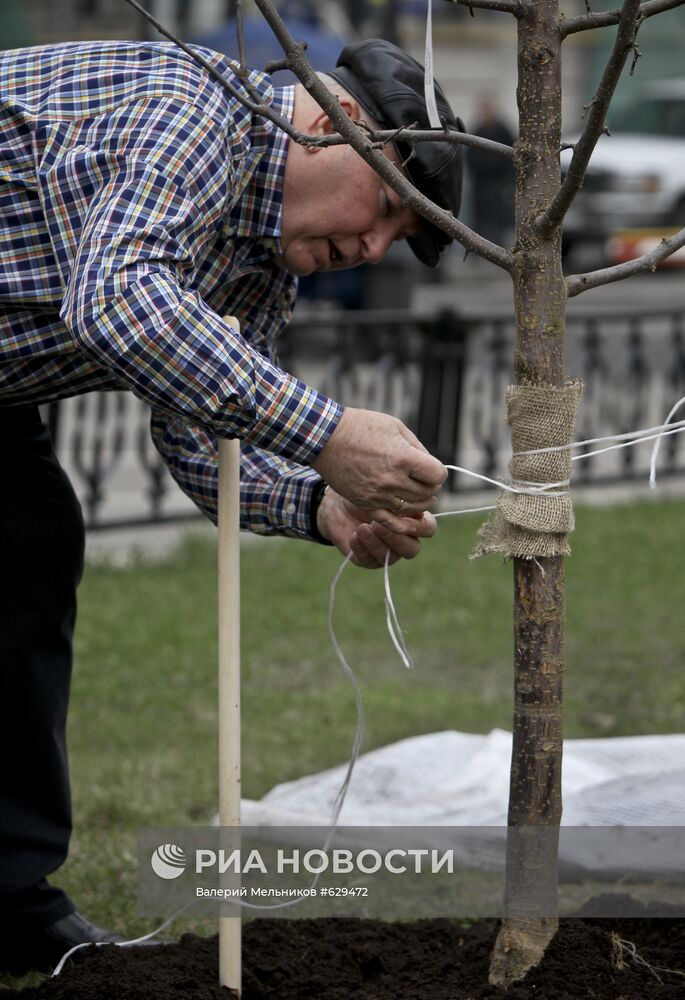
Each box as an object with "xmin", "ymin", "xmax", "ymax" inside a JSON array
[
  {"xmin": 316, "ymin": 487, "xmax": 437, "ymax": 569},
  {"xmin": 312, "ymin": 407, "xmax": 447, "ymax": 532}
]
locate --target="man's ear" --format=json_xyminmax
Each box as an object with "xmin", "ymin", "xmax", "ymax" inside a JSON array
[{"xmin": 310, "ymin": 95, "xmax": 361, "ymax": 136}]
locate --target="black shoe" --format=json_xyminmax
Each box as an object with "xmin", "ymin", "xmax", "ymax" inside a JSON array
[{"xmin": 0, "ymin": 910, "xmax": 124, "ymax": 976}]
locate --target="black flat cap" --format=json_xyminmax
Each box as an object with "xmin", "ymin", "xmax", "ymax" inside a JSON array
[{"xmin": 328, "ymin": 39, "xmax": 463, "ymax": 268}]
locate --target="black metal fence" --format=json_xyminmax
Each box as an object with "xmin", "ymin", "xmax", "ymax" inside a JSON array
[{"xmin": 47, "ymin": 305, "xmax": 685, "ymax": 530}]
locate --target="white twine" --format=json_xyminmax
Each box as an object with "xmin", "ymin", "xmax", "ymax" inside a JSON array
[
  {"xmin": 325, "ymin": 554, "xmax": 366, "ymax": 826},
  {"xmin": 514, "ymin": 416, "xmax": 685, "ymax": 457},
  {"xmin": 567, "ymin": 424, "xmax": 685, "ymax": 467},
  {"xmin": 384, "ymin": 549, "xmax": 414, "ymax": 669},
  {"xmin": 435, "ymin": 505, "xmax": 497, "ymax": 518},
  {"xmin": 423, "ymin": 0, "xmax": 442, "ymax": 129},
  {"xmin": 51, "ymin": 902, "xmax": 196, "ymax": 976},
  {"xmin": 232, "ymin": 554, "xmax": 364, "ymax": 913},
  {"xmin": 446, "ymin": 402, "xmax": 685, "ymax": 496},
  {"xmin": 650, "ymin": 396, "xmax": 685, "ymax": 488},
  {"xmin": 511, "ymin": 411, "xmax": 685, "ymax": 487},
  {"xmin": 443, "ymin": 464, "xmax": 570, "ymax": 497}
]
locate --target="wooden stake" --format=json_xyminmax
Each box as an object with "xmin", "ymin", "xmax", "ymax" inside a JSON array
[{"xmin": 218, "ymin": 434, "xmax": 241, "ymax": 996}]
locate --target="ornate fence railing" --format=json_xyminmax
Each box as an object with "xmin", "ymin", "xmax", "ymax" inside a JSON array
[{"xmin": 47, "ymin": 305, "xmax": 685, "ymax": 530}]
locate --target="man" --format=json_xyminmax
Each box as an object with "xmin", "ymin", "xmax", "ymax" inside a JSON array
[
  {"xmin": 0, "ymin": 37, "xmax": 463, "ymax": 970},
  {"xmin": 467, "ymin": 95, "xmax": 515, "ymax": 247}
]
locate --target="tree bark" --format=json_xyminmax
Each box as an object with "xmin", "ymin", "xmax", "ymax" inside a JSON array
[{"xmin": 489, "ymin": 0, "xmax": 567, "ymax": 986}]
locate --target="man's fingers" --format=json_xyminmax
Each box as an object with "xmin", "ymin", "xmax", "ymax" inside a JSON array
[
  {"xmin": 398, "ymin": 423, "xmax": 431, "ymax": 454},
  {"xmin": 410, "ymin": 466, "xmax": 448, "ymax": 490},
  {"xmin": 371, "ymin": 507, "xmax": 437, "ymax": 535},
  {"xmin": 350, "ymin": 522, "xmax": 419, "ymax": 569},
  {"xmin": 392, "ymin": 444, "xmax": 447, "ymax": 495},
  {"xmin": 384, "ymin": 512, "xmax": 437, "ymax": 539},
  {"xmin": 385, "ymin": 494, "xmax": 438, "ymax": 517},
  {"xmin": 370, "ymin": 519, "xmax": 430, "ymax": 552},
  {"xmin": 346, "ymin": 511, "xmax": 437, "ymax": 569},
  {"xmin": 405, "ymin": 449, "xmax": 447, "ymax": 490},
  {"xmin": 350, "ymin": 523, "xmax": 394, "ymax": 568}
]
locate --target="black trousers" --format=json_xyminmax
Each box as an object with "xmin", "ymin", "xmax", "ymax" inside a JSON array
[{"xmin": 0, "ymin": 406, "xmax": 84, "ymax": 930}]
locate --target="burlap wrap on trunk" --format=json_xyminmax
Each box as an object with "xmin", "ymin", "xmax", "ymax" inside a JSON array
[{"xmin": 472, "ymin": 379, "xmax": 583, "ymax": 560}]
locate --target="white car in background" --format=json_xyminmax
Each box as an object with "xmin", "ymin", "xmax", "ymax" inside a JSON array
[{"xmin": 561, "ymin": 79, "xmax": 685, "ymax": 264}]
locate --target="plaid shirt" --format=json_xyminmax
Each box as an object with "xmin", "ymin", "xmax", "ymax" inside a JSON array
[{"xmin": 0, "ymin": 41, "xmax": 343, "ymax": 539}]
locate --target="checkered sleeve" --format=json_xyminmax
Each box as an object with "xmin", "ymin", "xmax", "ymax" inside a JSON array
[
  {"xmin": 149, "ymin": 409, "xmax": 325, "ymax": 540},
  {"xmin": 52, "ymin": 95, "xmax": 341, "ymax": 465}
]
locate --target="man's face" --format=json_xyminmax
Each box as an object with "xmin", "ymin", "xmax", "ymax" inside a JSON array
[{"xmin": 274, "ymin": 140, "xmax": 421, "ymax": 278}]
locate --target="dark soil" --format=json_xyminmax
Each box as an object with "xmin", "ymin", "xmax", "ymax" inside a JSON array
[{"xmin": 5, "ymin": 914, "xmax": 685, "ymax": 999}]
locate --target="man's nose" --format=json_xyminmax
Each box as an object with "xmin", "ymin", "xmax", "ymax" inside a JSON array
[{"xmin": 361, "ymin": 225, "xmax": 396, "ymax": 265}]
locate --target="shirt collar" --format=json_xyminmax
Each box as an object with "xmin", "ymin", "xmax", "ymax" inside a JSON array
[{"xmin": 226, "ymin": 85, "xmax": 295, "ymax": 245}]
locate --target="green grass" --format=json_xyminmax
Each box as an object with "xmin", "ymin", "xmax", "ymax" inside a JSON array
[{"xmin": 2, "ymin": 497, "xmax": 684, "ymax": 986}]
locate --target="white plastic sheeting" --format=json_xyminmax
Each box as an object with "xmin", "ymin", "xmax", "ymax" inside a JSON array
[{"xmin": 242, "ymin": 729, "xmax": 685, "ymax": 828}]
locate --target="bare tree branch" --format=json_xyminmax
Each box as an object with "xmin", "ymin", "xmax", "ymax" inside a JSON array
[
  {"xmin": 566, "ymin": 227, "xmax": 685, "ymax": 296},
  {"xmin": 447, "ymin": 0, "xmax": 523, "ymax": 14},
  {"xmin": 536, "ymin": 0, "xmax": 642, "ymax": 237},
  {"xmin": 225, "ymin": 0, "xmax": 267, "ymax": 107},
  {"xmin": 562, "ymin": 0, "xmax": 685, "ymax": 37},
  {"xmin": 122, "ymin": 0, "xmax": 513, "ymax": 163},
  {"xmin": 252, "ymin": 0, "xmax": 514, "ymax": 270},
  {"xmin": 235, "ymin": 0, "xmax": 247, "ymax": 71},
  {"xmin": 316, "ymin": 128, "xmax": 514, "ymax": 157},
  {"xmin": 122, "ymin": 0, "xmax": 304, "ymax": 141},
  {"xmin": 264, "ymin": 56, "xmax": 290, "ymax": 74}
]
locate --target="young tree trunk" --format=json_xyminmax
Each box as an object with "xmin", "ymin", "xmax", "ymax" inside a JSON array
[{"xmin": 489, "ymin": 0, "xmax": 567, "ymax": 986}]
